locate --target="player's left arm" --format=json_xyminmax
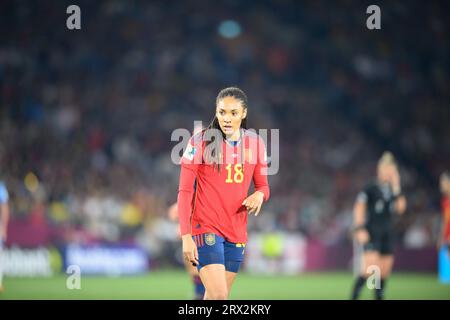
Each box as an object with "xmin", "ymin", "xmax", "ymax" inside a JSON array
[
  {"xmin": 391, "ymin": 166, "xmax": 407, "ymax": 215},
  {"xmin": 243, "ymin": 137, "xmax": 270, "ymax": 216}
]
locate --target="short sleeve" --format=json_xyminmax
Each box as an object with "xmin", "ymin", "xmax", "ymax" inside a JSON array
[
  {"xmin": 180, "ymin": 133, "xmax": 203, "ymax": 166},
  {"xmin": 356, "ymin": 191, "xmax": 368, "ymax": 203},
  {"xmin": 356, "ymin": 184, "xmax": 372, "ymax": 204},
  {"xmin": 0, "ymin": 182, "xmax": 9, "ymax": 203}
]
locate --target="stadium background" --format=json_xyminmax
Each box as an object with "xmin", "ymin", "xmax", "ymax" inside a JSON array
[{"xmin": 0, "ymin": 0, "xmax": 449, "ymax": 299}]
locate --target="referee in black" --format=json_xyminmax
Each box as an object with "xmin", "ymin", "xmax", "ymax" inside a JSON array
[{"xmin": 351, "ymin": 152, "xmax": 407, "ymax": 300}]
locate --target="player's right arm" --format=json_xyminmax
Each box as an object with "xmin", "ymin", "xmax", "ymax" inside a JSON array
[
  {"xmin": 353, "ymin": 190, "xmax": 369, "ymax": 244},
  {"xmin": 178, "ymin": 163, "xmax": 199, "ymax": 266},
  {"xmin": 177, "ymin": 135, "xmax": 202, "ymax": 266}
]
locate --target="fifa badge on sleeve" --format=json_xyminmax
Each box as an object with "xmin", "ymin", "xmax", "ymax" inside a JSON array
[{"xmin": 183, "ymin": 144, "xmax": 196, "ymax": 161}]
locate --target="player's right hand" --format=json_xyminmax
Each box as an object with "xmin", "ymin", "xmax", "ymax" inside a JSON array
[
  {"xmin": 355, "ymin": 229, "xmax": 369, "ymax": 245},
  {"xmin": 182, "ymin": 234, "xmax": 199, "ymax": 266}
]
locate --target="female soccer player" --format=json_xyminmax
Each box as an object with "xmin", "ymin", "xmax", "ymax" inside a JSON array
[
  {"xmin": 177, "ymin": 87, "xmax": 270, "ymax": 300},
  {"xmin": 350, "ymin": 152, "xmax": 407, "ymax": 300}
]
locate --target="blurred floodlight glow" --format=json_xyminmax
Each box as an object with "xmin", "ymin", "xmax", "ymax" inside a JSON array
[{"xmin": 218, "ymin": 20, "xmax": 242, "ymax": 39}]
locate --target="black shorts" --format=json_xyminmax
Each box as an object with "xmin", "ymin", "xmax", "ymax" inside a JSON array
[{"xmin": 363, "ymin": 228, "xmax": 395, "ymax": 255}]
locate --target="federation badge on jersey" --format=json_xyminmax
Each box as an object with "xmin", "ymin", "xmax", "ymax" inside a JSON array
[
  {"xmin": 205, "ymin": 233, "xmax": 216, "ymax": 246},
  {"xmin": 183, "ymin": 143, "xmax": 196, "ymax": 161}
]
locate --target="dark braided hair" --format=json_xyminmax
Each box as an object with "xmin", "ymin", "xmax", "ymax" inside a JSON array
[{"xmin": 203, "ymin": 87, "xmax": 248, "ymax": 170}]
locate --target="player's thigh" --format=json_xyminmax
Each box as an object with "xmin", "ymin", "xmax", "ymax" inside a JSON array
[
  {"xmin": 195, "ymin": 233, "xmax": 225, "ymax": 271},
  {"xmin": 199, "ymin": 264, "xmax": 228, "ymax": 300},
  {"xmin": 361, "ymin": 251, "xmax": 380, "ymax": 276},
  {"xmin": 196, "ymin": 233, "xmax": 228, "ymax": 299},
  {"xmin": 379, "ymin": 255, "xmax": 394, "ymax": 277},
  {"xmin": 223, "ymin": 241, "xmax": 245, "ymax": 292},
  {"xmin": 224, "ymin": 241, "xmax": 245, "ymax": 273}
]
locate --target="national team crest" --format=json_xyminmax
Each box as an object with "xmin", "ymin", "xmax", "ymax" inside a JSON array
[{"xmin": 205, "ymin": 233, "xmax": 216, "ymax": 246}]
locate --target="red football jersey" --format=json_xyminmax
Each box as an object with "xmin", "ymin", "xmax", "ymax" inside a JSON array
[
  {"xmin": 442, "ymin": 196, "xmax": 450, "ymax": 240},
  {"xmin": 177, "ymin": 129, "xmax": 270, "ymax": 243}
]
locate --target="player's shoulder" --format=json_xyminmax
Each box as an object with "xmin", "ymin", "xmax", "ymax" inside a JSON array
[
  {"xmin": 243, "ymin": 129, "xmax": 259, "ymax": 138},
  {"xmin": 356, "ymin": 181, "xmax": 376, "ymax": 203},
  {"xmin": 189, "ymin": 131, "xmax": 205, "ymax": 146},
  {"xmin": 359, "ymin": 180, "xmax": 377, "ymax": 195}
]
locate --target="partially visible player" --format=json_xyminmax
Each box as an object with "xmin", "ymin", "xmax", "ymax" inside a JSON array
[
  {"xmin": 0, "ymin": 179, "xmax": 10, "ymax": 294},
  {"xmin": 350, "ymin": 152, "xmax": 407, "ymax": 300},
  {"xmin": 438, "ymin": 171, "xmax": 450, "ymax": 252},
  {"xmin": 168, "ymin": 202, "xmax": 205, "ymax": 299},
  {"xmin": 178, "ymin": 87, "xmax": 270, "ymax": 300}
]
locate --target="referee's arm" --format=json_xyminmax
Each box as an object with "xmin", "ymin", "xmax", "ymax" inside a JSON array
[
  {"xmin": 391, "ymin": 167, "xmax": 406, "ymax": 215},
  {"xmin": 394, "ymin": 195, "xmax": 407, "ymax": 215},
  {"xmin": 353, "ymin": 192, "xmax": 367, "ymax": 229},
  {"xmin": 353, "ymin": 193, "xmax": 369, "ymax": 244}
]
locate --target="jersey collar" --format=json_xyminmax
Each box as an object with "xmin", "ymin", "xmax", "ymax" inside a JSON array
[{"xmin": 225, "ymin": 129, "xmax": 244, "ymax": 147}]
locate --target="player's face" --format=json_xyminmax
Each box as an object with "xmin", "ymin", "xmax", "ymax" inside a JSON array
[
  {"xmin": 377, "ymin": 163, "xmax": 394, "ymax": 184},
  {"xmin": 216, "ymin": 96, "xmax": 247, "ymax": 138}
]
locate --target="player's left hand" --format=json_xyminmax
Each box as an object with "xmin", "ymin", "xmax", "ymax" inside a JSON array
[{"xmin": 242, "ymin": 191, "xmax": 265, "ymax": 216}]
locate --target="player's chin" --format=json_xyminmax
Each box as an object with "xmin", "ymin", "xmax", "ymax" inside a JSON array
[{"xmin": 221, "ymin": 126, "xmax": 235, "ymax": 136}]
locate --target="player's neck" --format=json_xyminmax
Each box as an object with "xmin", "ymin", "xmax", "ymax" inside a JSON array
[
  {"xmin": 226, "ymin": 128, "xmax": 242, "ymax": 142},
  {"xmin": 377, "ymin": 178, "xmax": 389, "ymax": 186}
]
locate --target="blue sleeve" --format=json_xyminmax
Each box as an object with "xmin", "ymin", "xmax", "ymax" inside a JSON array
[{"xmin": 0, "ymin": 182, "xmax": 9, "ymax": 203}]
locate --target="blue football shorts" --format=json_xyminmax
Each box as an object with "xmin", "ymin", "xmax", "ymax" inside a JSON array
[{"xmin": 192, "ymin": 233, "xmax": 246, "ymax": 273}]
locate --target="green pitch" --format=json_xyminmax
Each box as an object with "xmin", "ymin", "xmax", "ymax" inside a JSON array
[{"xmin": 1, "ymin": 270, "xmax": 449, "ymax": 300}]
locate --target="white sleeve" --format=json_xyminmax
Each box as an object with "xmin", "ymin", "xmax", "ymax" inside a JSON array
[
  {"xmin": 356, "ymin": 191, "xmax": 367, "ymax": 203},
  {"xmin": 0, "ymin": 183, "xmax": 9, "ymax": 203}
]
